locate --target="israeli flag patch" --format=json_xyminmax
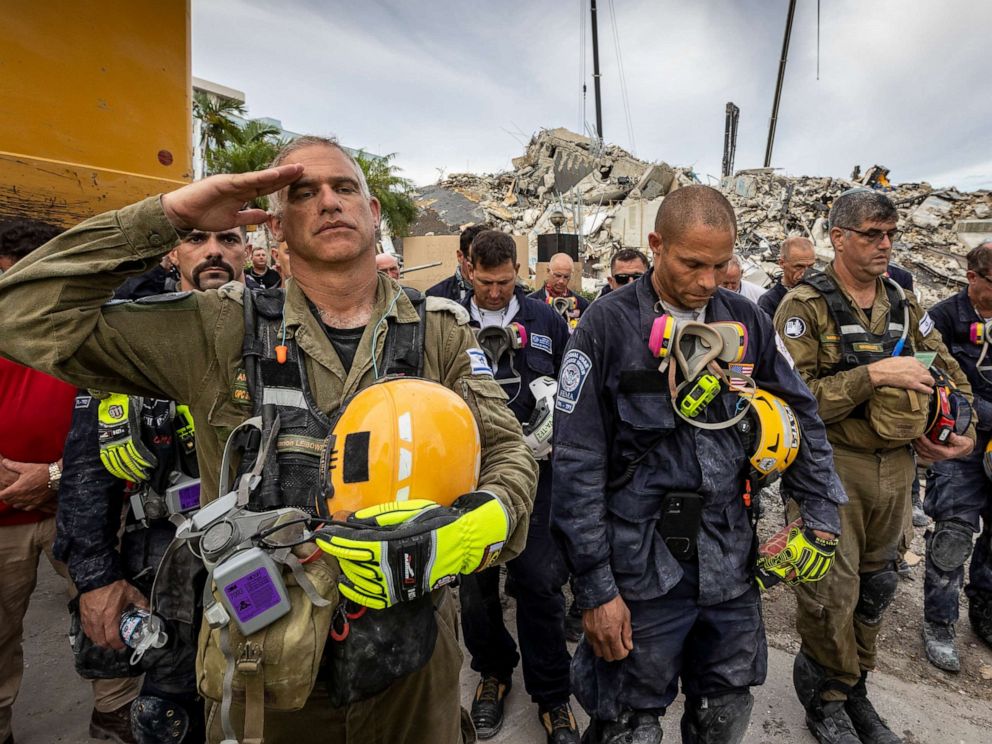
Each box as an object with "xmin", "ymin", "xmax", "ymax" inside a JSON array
[
  {"xmin": 531, "ymin": 333, "xmax": 553, "ymax": 354},
  {"xmin": 919, "ymin": 312, "xmax": 935, "ymax": 337},
  {"xmin": 466, "ymin": 348, "xmax": 494, "ymax": 377},
  {"xmin": 556, "ymin": 349, "xmax": 592, "ymax": 414}
]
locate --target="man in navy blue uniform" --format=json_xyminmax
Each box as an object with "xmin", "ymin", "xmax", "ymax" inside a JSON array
[
  {"xmin": 426, "ymin": 224, "xmax": 487, "ymax": 302},
  {"xmin": 529, "ymin": 253, "xmax": 590, "ymax": 329},
  {"xmin": 457, "ymin": 230, "xmax": 578, "ymax": 743},
  {"xmin": 551, "ymin": 185, "xmax": 844, "ymax": 743},
  {"xmin": 921, "ymin": 240, "xmax": 992, "ymax": 672}
]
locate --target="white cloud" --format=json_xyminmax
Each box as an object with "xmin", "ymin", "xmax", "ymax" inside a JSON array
[{"xmin": 192, "ymin": 0, "xmax": 992, "ymax": 189}]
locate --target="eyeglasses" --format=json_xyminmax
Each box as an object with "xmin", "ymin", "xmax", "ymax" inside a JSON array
[
  {"xmin": 613, "ymin": 272, "xmax": 643, "ymax": 285},
  {"xmin": 837, "ymin": 225, "xmax": 902, "ymax": 244},
  {"xmin": 975, "ymin": 272, "xmax": 992, "ymax": 285}
]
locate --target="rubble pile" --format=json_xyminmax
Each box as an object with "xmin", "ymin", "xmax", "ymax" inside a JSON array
[
  {"xmin": 724, "ymin": 168, "xmax": 992, "ymax": 307},
  {"xmin": 410, "ymin": 127, "xmax": 991, "ymax": 305},
  {"xmin": 411, "ymin": 127, "xmax": 696, "ymax": 274}
]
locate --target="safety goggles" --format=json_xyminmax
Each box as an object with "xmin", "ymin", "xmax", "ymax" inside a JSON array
[{"xmin": 613, "ymin": 272, "xmax": 643, "ymax": 285}]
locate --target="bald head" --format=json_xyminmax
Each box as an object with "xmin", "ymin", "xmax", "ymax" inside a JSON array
[
  {"xmin": 779, "ymin": 236, "xmax": 816, "ymax": 288},
  {"xmin": 375, "ymin": 252, "xmax": 400, "ymax": 280},
  {"xmin": 546, "ymin": 252, "xmax": 575, "ymax": 295},
  {"xmin": 654, "ymin": 185, "xmax": 737, "ymax": 243}
]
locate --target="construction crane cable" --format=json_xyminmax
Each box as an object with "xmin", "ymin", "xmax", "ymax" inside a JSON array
[{"xmin": 608, "ymin": 0, "xmax": 636, "ymax": 153}]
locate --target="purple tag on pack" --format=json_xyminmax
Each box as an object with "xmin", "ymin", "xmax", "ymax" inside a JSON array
[
  {"xmin": 177, "ymin": 483, "xmax": 200, "ymax": 511},
  {"xmin": 223, "ymin": 567, "xmax": 281, "ymax": 622}
]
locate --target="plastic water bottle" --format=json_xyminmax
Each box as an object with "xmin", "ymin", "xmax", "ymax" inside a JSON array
[{"xmin": 119, "ymin": 607, "xmax": 168, "ymax": 663}]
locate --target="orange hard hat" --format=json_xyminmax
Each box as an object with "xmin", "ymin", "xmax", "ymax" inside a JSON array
[{"xmin": 318, "ymin": 378, "xmax": 481, "ymax": 517}]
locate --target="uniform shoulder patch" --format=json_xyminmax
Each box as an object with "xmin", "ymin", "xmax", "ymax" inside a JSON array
[
  {"xmin": 919, "ymin": 311, "xmax": 935, "ymax": 337},
  {"xmin": 530, "ymin": 333, "xmax": 553, "ymax": 354},
  {"xmin": 426, "ymin": 296, "xmax": 470, "ymax": 325},
  {"xmin": 466, "ymin": 347, "xmax": 494, "ymax": 377},
  {"xmin": 556, "ymin": 349, "xmax": 592, "ymax": 414},
  {"xmin": 783, "ymin": 316, "xmax": 807, "ymax": 339}
]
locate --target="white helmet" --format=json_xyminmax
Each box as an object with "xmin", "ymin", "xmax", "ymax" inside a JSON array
[{"xmin": 523, "ymin": 376, "xmax": 557, "ymax": 460}]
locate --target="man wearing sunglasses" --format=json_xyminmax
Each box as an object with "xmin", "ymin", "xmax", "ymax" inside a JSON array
[
  {"xmin": 776, "ymin": 188, "xmax": 974, "ymax": 744},
  {"xmin": 918, "ymin": 241, "xmax": 992, "ymax": 673}
]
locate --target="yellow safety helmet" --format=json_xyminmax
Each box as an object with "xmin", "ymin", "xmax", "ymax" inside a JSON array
[
  {"xmin": 743, "ymin": 389, "xmax": 801, "ymax": 479},
  {"xmin": 318, "ymin": 378, "xmax": 481, "ymax": 518}
]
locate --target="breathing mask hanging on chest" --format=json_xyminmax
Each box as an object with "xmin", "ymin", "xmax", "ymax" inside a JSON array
[
  {"xmin": 475, "ymin": 323, "xmax": 527, "ymax": 390},
  {"xmin": 647, "ymin": 314, "xmax": 756, "ymax": 429},
  {"xmin": 969, "ymin": 319, "xmax": 992, "ymax": 384}
]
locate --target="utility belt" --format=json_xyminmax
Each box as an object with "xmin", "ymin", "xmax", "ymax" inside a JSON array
[{"xmin": 128, "ymin": 475, "xmax": 201, "ymax": 525}]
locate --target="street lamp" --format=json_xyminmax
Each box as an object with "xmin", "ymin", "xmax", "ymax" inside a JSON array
[{"xmin": 550, "ymin": 209, "xmax": 566, "ymax": 253}]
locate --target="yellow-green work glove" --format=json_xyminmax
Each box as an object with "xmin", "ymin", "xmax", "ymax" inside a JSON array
[
  {"xmin": 756, "ymin": 523, "xmax": 837, "ymax": 589},
  {"xmin": 97, "ymin": 394, "xmax": 157, "ymax": 482},
  {"xmin": 315, "ymin": 492, "xmax": 510, "ymax": 610},
  {"xmin": 175, "ymin": 404, "xmax": 196, "ymax": 456}
]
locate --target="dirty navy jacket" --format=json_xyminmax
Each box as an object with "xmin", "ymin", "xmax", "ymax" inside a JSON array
[
  {"xmin": 0, "ymin": 196, "xmax": 537, "ymax": 562},
  {"xmin": 929, "ymin": 289, "xmax": 992, "ymax": 431},
  {"xmin": 463, "ymin": 286, "xmax": 571, "ymax": 425},
  {"xmin": 774, "ymin": 263, "xmax": 974, "ymax": 452},
  {"xmin": 551, "ymin": 274, "xmax": 844, "ymax": 609}
]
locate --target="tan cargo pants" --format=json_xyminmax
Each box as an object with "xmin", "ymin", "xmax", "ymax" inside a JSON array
[
  {"xmin": 0, "ymin": 518, "xmax": 141, "ymax": 740},
  {"xmin": 791, "ymin": 444, "xmax": 913, "ymax": 699},
  {"xmin": 206, "ymin": 592, "xmax": 472, "ymax": 744}
]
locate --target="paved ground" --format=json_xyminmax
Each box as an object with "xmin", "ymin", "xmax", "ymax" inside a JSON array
[{"xmin": 10, "ymin": 559, "xmax": 992, "ymax": 743}]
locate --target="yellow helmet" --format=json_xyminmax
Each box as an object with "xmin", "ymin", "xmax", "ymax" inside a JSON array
[
  {"xmin": 319, "ymin": 378, "xmax": 481, "ymax": 518},
  {"xmin": 741, "ymin": 389, "xmax": 801, "ymax": 479}
]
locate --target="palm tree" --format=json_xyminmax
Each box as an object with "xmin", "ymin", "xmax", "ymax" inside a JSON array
[
  {"xmin": 354, "ymin": 151, "xmax": 418, "ymax": 237},
  {"xmin": 207, "ymin": 120, "xmax": 286, "ymax": 208},
  {"xmin": 193, "ymin": 91, "xmax": 246, "ymax": 165}
]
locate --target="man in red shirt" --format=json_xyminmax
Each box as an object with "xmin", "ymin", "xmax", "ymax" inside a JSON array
[{"xmin": 0, "ymin": 219, "xmax": 140, "ymax": 744}]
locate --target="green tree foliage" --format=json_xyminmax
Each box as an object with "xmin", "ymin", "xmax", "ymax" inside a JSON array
[
  {"xmin": 192, "ymin": 91, "xmax": 245, "ymax": 157},
  {"xmin": 205, "ymin": 120, "xmax": 286, "ymax": 209},
  {"xmin": 354, "ymin": 151, "xmax": 418, "ymax": 237}
]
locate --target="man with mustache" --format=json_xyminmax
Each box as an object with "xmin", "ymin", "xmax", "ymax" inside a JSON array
[
  {"xmin": 0, "ymin": 136, "xmax": 534, "ymax": 744},
  {"xmin": 775, "ymin": 189, "xmax": 974, "ymax": 744},
  {"xmin": 55, "ymin": 225, "xmax": 248, "ymax": 744}
]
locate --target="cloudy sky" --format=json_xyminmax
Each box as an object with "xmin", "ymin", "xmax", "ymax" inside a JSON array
[{"xmin": 192, "ymin": 0, "xmax": 991, "ymax": 190}]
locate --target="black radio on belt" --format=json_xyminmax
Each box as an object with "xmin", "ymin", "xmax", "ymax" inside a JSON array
[{"xmin": 657, "ymin": 492, "xmax": 705, "ymax": 561}]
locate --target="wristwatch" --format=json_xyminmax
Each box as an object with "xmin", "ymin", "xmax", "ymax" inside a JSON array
[{"xmin": 47, "ymin": 462, "xmax": 62, "ymax": 491}]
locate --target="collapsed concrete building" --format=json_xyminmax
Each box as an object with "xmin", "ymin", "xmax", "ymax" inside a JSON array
[{"xmin": 407, "ymin": 127, "xmax": 992, "ymax": 305}]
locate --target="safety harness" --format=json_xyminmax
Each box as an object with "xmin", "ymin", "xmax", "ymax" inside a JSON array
[
  {"xmin": 801, "ymin": 270, "xmax": 912, "ymax": 372},
  {"xmin": 237, "ymin": 286, "xmax": 426, "ymax": 515}
]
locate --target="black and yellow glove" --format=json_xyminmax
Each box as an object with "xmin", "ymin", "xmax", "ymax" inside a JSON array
[
  {"xmin": 315, "ymin": 492, "xmax": 510, "ymax": 610},
  {"xmin": 98, "ymin": 394, "xmax": 157, "ymax": 482},
  {"xmin": 756, "ymin": 523, "xmax": 837, "ymax": 589}
]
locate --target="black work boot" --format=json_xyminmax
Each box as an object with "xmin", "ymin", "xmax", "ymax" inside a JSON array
[
  {"xmin": 90, "ymin": 701, "xmax": 137, "ymax": 744},
  {"xmin": 922, "ymin": 621, "xmax": 960, "ymax": 672},
  {"xmin": 804, "ymin": 701, "xmax": 861, "ymax": 744},
  {"xmin": 539, "ymin": 703, "xmax": 581, "ymax": 744},
  {"xmin": 969, "ymin": 590, "xmax": 992, "ymax": 649},
  {"xmin": 471, "ymin": 675, "xmax": 509, "ymax": 740},
  {"xmin": 845, "ymin": 673, "xmax": 902, "ymax": 744},
  {"xmin": 581, "ymin": 712, "xmax": 662, "ymax": 744}
]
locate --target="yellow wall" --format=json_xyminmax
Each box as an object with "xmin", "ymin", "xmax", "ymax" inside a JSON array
[{"xmin": 0, "ymin": 1, "xmax": 191, "ymax": 225}]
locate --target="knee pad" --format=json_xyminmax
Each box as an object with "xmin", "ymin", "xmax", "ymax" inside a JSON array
[
  {"xmin": 130, "ymin": 695, "xmax": 190, "ymax": 744},
  {"xmin": 584, "ymin": 712, "xmax": 662, "ymax": 744},
  {"xmin": 929, "ymin": 520, "xmax": 974, "ymax": 572},
  {"xmin": 854, "ymin": 568, "xmax": 899, "ymax": 626},
  {"xmin": 680, "ymin": 691, "xmax": 753, "ymax": 744}
]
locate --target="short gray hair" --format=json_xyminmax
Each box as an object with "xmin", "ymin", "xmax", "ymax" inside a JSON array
[
  {"xmin": 267, "ymin": 135, "xmax": 371, "ymax": 214},
  {"xmin": 828, "ymin": 189, "xmax": 897, "ymax": 234},
  {"xmin": 966, "ymin": 242, "xmax": 992, "ymax": 275}
]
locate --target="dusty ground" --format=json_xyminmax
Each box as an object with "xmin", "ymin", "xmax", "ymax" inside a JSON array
[{"xmin": 756, "ymin": 482, "xmax": 992, "ymax": 704}]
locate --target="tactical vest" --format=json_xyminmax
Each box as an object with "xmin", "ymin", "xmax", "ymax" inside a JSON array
[
  {"xmin": 801, "ymin": 270, "xmax": 913, "ymax": 373},
  {"xmin": 237, "ymin": 286, "xmax": 426, "ymax": 515}
]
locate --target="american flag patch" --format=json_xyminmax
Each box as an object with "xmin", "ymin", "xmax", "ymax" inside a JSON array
[{"xmin": 728, "ymin": 363, "xmax": 754, "ymax": 391}]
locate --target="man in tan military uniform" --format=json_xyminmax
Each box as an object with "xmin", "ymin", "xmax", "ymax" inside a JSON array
[
  {"xmin": 0, "ymin": 137, "xmax": 537, "ymax": 744},
  {"xmin": 775, "ymin": 189, "xmax": 974, "ymax": 744}
]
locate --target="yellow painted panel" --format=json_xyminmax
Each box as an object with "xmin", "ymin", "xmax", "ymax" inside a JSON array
[{"xmin": 0, "ymin": 0, "xmax": 191, "ymax": 223}]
